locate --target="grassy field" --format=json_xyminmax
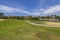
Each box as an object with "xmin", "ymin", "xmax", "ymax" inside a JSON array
[{"xmin": 0, "ymin": 19, "xmax": 60, "ymax": 40}]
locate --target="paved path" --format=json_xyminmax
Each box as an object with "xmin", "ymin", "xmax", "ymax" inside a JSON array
[{"xmin": 26, "ymin": 21, "xmax": 60, "ymax": 27}]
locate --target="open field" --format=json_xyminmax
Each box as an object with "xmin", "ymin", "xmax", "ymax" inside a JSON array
[{"xmin": 0, "ymin": 19, "xmax": 60, "ymax": 40}]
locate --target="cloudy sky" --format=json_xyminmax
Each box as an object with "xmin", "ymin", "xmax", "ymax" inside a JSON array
[{"xmin": 0, "ymin": 0, "xmax": 60, "ymax": 16}]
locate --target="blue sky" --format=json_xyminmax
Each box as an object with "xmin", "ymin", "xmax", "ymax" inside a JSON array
[{"xmin": 0, "ymin": 0, "xmax": 60, "ymax": 16}]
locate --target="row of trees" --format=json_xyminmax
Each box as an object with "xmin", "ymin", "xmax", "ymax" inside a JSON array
[
  {"xmin": 0, "ymin": 13, "xmax": 60, "ymax": 20},
  {"xmin": 3, "ymin": 16, "xmax": 40, "ymax": 20},
  {"xmin": 41, "ymin": 15, "xmax": 60, "ymax": 19}
]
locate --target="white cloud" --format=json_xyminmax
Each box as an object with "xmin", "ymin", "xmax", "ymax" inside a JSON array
[
  {"xmin": 29, "ymin": 12, "xmax": 41, "ymax": 16},
  {"xmin": 0, "ymin": 5, "xmax": 29, "ymax": 13},
  {"xmin": 1, "ymin": 5, "xmax": 60, "ymax": 16},
  {"xmin": 0, "ymin": 5, "xmax": 15, "ymax": 12},
  {"xmin": 29, "ymin": 5, "xmax": 60, "ymax": 15},
  {"xmin": 39, "ymin": 9, "xmax": 44, "ymax": 11},
  {"xmin": 43, "ymin": 5, "xmax": 60, "ymax": 14},
  {"xmin": 28, "ymin": 9, "xmax": 44, "ymax": 15}
]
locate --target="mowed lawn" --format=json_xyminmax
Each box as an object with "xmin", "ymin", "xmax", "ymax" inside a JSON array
[{"xmin": 0, "ymin": 19, "xmax": 60, "ymax": 40}]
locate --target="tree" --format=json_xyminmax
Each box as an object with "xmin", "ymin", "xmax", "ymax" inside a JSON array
[
  {"xmin": 46, "ymin": 15, "xmax": 50, "ymax": 19},
  {"xmin": 0, "ymin": 13, "xmax": 4, "ymax": 19}
]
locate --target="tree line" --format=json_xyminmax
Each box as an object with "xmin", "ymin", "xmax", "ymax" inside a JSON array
[{"xmin": 0, "ymin": 13, "xmax": 60, "ymax": 20}]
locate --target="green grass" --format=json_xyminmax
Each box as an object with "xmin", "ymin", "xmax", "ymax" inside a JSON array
[
  {"xmin": 0, "ymin": 19, "xmax": 60, "ymax": 40},
  {"xmin": 30, "ymin": 20, "xmax": 46, "ymax": 24}
]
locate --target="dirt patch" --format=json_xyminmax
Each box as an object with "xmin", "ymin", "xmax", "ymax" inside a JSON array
[
  {"xmin": 0, "ymin": 19, "xmax": 4, "ymax": 21},
  {"xmin": 26, "ymin": 21, "xmax": 60, "ymax": 27},
  {"xmin": 45, "ymin": 22, "xmax": 60, "ymax": 26}
]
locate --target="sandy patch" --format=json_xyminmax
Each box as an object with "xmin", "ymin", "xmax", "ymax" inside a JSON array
[
  {"xmin": 45, "ymin": 22, "xmax": 60, "ymax": 26},
  {"xmin": 26, "ymin": 21, "xmax": 60, "ymax": 27},
  {"xmin": 0, "ymin": 19, "xmax": 4, "ymax": 21}
]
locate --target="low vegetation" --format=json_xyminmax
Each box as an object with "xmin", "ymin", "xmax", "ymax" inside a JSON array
[{"xmin": 0, "ymin": 19, "xmax": 60, "ymax": 40}]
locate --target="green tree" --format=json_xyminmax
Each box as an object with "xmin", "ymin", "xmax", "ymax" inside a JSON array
[{"xmin": 0, "ymin": 13, "xmax": 4, "ymax": 19}]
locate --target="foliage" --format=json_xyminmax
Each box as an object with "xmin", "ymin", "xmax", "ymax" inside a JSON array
[{"xmin": 0, "ymin": 13, "xmax": 4, "ymax": 19}]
